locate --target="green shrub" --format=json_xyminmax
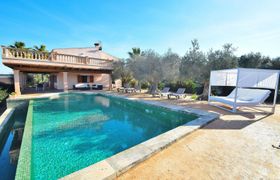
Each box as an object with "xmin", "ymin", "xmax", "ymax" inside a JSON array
[
  {"xmin": 141, "ymin": 81, "xmax": 150, "ymax": 89},
  {"xmin": 129, "ymin": 79, "xmax": 137, "ymax": 87},
  {"xmin": 158, "ymin": 82, "xmax": 165, "ymax": 90},
  {"xmin": 183, "ymin": 79, "xmax": 196, "ymax": 93},
  {"xmin": 166, "ymin": 81, "xmax": 177, "ymax": 92},
  {"xmin": 191, "ymin": 94, "xmax": 198, "ymax": 100},
  {"xmin": 164, "ymin": 80, "xmax": 197, "ymax": 93},
  {"xmin": 0, "ymin": 88, "xmax": 8, "ymax": 102},
  {"xmin": 10, "ymin": 92, "xmax": 16, "ymax": 96}
]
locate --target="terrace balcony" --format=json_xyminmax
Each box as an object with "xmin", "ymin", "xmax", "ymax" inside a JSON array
[
  {"xmin": 1, "ymin": 46, "xmax": 116, "ymax": 95},
  {"xmin": 1, "ymin": 47, "xmax": 114, "ymax": 73}
]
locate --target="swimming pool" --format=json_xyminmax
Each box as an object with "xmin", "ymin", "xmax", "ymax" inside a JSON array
[
  {"xmin": 0, "ymin": 105, "xmax": 27, "ymax": 180},
  {"xmin": 14, "ymin": 93, "xmax": 216, "ymax": 179}
]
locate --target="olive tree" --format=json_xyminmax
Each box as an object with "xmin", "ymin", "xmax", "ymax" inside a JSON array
[
  {"xmin": 161, "ymin": 48, "xmax": 181, "ymax": 82},
  {"xmin": 238, "ymin": 52, "xmax": 272, "ymax": 68},
  {"xmin": 128, "ymin": 49, "xmax": 162, "ymax": 89},
  {"xmin": 180, "ymin": 39, "xmax": 207, "ymax": 82},
  {"xmin": 112, "ymin": 60, "xmax": 133, "ymax": 86}
]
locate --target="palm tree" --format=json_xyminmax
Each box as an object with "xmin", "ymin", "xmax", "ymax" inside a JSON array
[
  {"xmin": 33, "ymin": 45, "xmax": 48, "ymax": 52},
  {"xmin": 128, "ymin": 48, "xmax": 141, "ymax": 59},
  {"xmin": 9, "ymin": 41, "xmax": 26, "ymax": 49}
]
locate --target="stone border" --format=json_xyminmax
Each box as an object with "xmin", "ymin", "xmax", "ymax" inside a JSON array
[
  {"xmin": 61, "ymin": 92, "xmax": 219, "ymax": 179},
  {"xmin": 7, "ymin": 92, "xmax": 62, "ymax": 102},
  {"xmin": 15, "ymin": 100, "xmax": 33, "ymax": 180},
  {"xmin": 0, "ymin": 108, "xmax": 15, "ymax": 140}
]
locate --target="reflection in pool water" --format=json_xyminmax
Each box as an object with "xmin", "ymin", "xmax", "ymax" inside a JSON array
[{"xmin": 0, "ymin": 105, "xmax": 27, "ymax": 180}]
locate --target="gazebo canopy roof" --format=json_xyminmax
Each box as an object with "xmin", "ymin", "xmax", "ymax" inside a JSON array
[{"xmin": 210, "ymin": 68, "xmax": 280, "ymax": 89}]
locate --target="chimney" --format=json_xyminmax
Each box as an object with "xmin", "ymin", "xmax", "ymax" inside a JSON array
[{"xmin": 94, "ymin": 41, "xmax": 102, "ymax": 50}]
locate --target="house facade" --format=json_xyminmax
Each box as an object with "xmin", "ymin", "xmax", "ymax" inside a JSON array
[{"xmin": 1, "ymin": 42, "xmax": 118, "ymax": 95}]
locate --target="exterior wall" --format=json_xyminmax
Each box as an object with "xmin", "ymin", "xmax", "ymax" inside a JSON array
[
  {"xmin": 56, "ymin": 72, "xmax": 112, "ymax": 90},
  {"xmin": 7, "ymin": 71, "xmax": 112, "ymax": 91},
  {"xmin": 94, "ymin": 74, "xmax": 111, "ymax": 89},
  {"xmin": 63, "ymin": 72, "xmax": 68, "ymax": 91},
  {"xmin": 114, "ymin": 79, "xmax": 122, "ymax": 89},
  {"xmin": 19, "ymin": 72, "xmax": 27, "ymax": 89},
  {"xmin": 57, "ymin": 72, "xmax": 64, "ymax": 90},
  {"xmin": 67, "ymin": 72, "xmax": 94, "ymax": 89},
  {"xmin": 68, "ymin": 73, "xmax": 78, "ymax": 89}
]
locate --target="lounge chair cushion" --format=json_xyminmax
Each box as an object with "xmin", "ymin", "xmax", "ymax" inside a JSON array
[
  {"xmin": 74, "ymin": 83, "xmax": 89, "ymax": 88},
  {"xmin": 227, "ymin": 88, "xmax": 271, "ymax": 103},
  {"xmin": 238, "ymin": 97, "xmax": 254, "ymax": 101},
  {"xmin": 210, "ymin": 88, "xmax": 271, "ymax": 106}
]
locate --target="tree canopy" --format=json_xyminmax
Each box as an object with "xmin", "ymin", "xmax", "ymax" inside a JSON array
[
  {"xmin": 9, "ymin": 41, "xmax": 26, "ymax": 49},
  {"xmin": 180, "ymin": 39, "xmax": 207, "ymax": 82},
  {"xmin": 113, "ymin": 40, "xmax": 280, "ymax": 94},
  {"xmin": 33, "ymin": 45, "xmax": 48, "ymax": 52},
  {"xmin": 128, "ymin": 47, "xmax": 142, "ymax": 59},
  {"xmin": 8, "ymin": 41, "xmax": 48, "ymax": 52}
]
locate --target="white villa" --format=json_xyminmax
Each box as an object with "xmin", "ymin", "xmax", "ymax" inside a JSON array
[{"xmin": 1, "ymin": 42, "xmax": 118, "ymax": 95}]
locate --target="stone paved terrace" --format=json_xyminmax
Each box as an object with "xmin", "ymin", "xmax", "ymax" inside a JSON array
[
  {"xmin": 116, "ymin": 93, "xmax": 280, "ymax": 179},
  {"xmin": 7, "ymin": 91, "xmax": 280, "ymax": 179}
]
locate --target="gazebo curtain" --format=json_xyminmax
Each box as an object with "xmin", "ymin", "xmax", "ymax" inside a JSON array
[{"xmin": 210, "ymin": 68, "xmax": 279, "ymax": 89}]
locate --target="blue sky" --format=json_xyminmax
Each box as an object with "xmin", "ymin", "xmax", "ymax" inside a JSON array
[{"xmin": 1, "ymin": 0, "xmax": 280, "ymax": 73}]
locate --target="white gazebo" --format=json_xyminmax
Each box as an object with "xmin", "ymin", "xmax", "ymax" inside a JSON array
[{"xmin": 208, "ymin": 68, "xmax": 280, "ymax": 113}]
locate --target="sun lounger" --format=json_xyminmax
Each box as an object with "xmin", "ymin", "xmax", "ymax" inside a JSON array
[
  {"xmin": 148, "ymin": 85, "xmax": 157, "ymax": 96},
  {"xmin": 117, "ymin": 87, "xmax": 125, "ymax": 93},
  {"xmin": 168, "ymin": 88, "xmax": 186, "ymax": 99},
  {"xmin": 125, "ymin": 87, "xmax": 135, "ymax": 93},
  {"xmin": 134, "ymin": 85, "xmax": 141, "ymax": 93},
  {"xmin": 150, "ymin": 87, "xmax": 169, "ymax": 97},
  {"xmin": 159, "ymin": 87, "xmax": 170, "ymax": 97},
  {"xmin": 209, "ymin": 88, "xmax": 271, "ymax": 108},
  {"xmin": 122, "ymin": 84, "xmax": 134, "ymax": 93}
]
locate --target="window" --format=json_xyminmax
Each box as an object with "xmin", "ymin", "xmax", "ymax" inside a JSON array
[
  {"xmin": 78, "ymin": 75, "xmax": 87, "ymax": 83},
  {"xmin": 89, "ymin": 75, "xmax": 94, "ymax": 83},
  {"xmin": 81, "ymin": 76, "xmax": 88, "ymax": 83},
  {"xmin": 78, "ymin": 75, "xmax": 82, "ymax": 83},
  {"xmin": 78, "ymin": 75, "xmax": 94, "ymax": 83}
]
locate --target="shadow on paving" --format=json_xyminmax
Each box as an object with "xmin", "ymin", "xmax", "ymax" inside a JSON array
[{"xmin": 202, "ymin": 116, "xmax": 270, "ymax": 130}]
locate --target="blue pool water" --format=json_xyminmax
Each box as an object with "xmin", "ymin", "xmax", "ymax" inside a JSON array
[
  {"xmin": 28, "ymin": 93, "xmax": 197, "ymax": 179},
  {"xmin": 0, "ymin": 104, "xmax": 27, "ymax": 180}
]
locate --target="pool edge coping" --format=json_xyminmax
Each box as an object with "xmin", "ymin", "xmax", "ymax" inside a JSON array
[
  {"xmin": 0, "ymin": 108, "xmax": 15, "ymax": 148},
  {"xmin": 60, "ymin": 92, "xmax": 219, "ymax": 180},
  {"xmin": 15, "ymin": 100, "xmax": 33, "ymax": 180},
  {"xmin": 0, "ymin": 108, "xmax": 15, "ymax": 134}
]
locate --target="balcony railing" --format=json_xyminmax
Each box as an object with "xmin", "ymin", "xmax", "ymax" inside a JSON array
[
  {"xmin": 1, "ymin": 47, "xmax": 113, "ymax": 69},
  {"xmin": 3, "ymin": 47, "xmax": 50, "ymax": 60}
]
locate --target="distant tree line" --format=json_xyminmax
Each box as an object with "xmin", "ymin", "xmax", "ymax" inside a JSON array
[{"xmin": 112, "ymin": 39, "xmax": 280, "ymax": 98}]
